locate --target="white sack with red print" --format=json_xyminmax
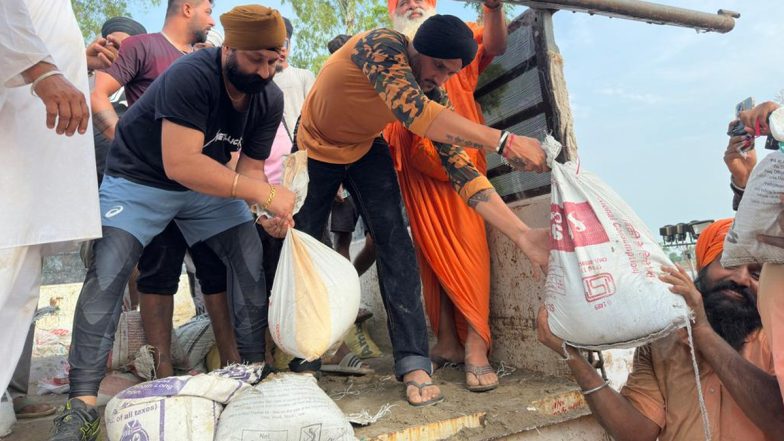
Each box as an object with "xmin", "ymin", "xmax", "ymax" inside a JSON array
[{"xmin": 543, "ymin": 136, "xmax": 689, "ymax": 350}]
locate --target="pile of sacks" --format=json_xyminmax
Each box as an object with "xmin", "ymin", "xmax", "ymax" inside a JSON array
[{"xmin": 105, "ymin": 366, "xmax": 357, "ymax": 441}]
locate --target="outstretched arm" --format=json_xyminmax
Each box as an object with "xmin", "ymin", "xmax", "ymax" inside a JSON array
[{"xmin": 536, "ymin": 306, "xmax": 661, "ymax": 441}]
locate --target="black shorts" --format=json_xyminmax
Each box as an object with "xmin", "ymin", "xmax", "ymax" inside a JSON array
[
  {"xmin": 136, "ymin": 221, "xmax": 227, "ymax": 295},
  {"xmin": 330, "ymin": 195, "xmax": 359, "ymax": 233}
]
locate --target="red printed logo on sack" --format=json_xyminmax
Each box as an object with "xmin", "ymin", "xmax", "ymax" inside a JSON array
[
  {"xmin": 550, "ymin": 202, "xmax": 610, "ymax": 252},
  {"xmin": 583, "ymin": 273, "xmax": 616, "ymax": 302}
]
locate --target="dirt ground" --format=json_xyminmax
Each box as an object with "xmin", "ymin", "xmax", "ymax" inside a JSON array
[{"xmin": 3, "ymin": 280, "xmax": 587, "ymax": 441}]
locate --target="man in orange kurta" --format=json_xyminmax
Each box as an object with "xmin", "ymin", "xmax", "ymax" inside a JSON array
[{"xmin": 384, "ymin": 0, "xmax": 507, "ymax": 391}]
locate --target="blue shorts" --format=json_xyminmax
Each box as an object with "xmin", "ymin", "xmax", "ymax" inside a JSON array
[{"xmin": 99, "ymin": 175, "xmax": 253, "ymax": 247}]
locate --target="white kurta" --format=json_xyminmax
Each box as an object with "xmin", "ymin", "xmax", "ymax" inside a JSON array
[{"xmin": 0, "ymin": 0, "xmax": 101, "ymax": 251}]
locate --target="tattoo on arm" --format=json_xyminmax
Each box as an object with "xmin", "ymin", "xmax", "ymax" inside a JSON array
[
  {"xmin": 432, "ymin": 140, "xmax": 495, "ymax": 204},
  {"xmin": 468, "ymin": 188, "xmax": 495, "ymax": 208},
  {"xmin": 93, "ymin": 108, "xmax": 119, "ymax": 137},
  {"xmin": 444, "ymin": 133, "xmax": 486, "ymax": 150}
]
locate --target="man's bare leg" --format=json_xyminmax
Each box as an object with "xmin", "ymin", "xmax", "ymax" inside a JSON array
[
  {"xmin": 127, "ymin": 266, "xmax": 140, "ymax": 310},
  {"xmin": 203, "ymin": 292, "xmax": 240, "ymax": 366},
  {"xmin": 430, "ymin": 288, "xmax": 464, "ymax": 366},
  {"xmin": 464, "ymin": 325, "xmax": 498, "ymax": 388},
  {"xmin": 353, "ymin": 233, "xmax": 376, "ymax": 277},
  {"xmin": 139, "ymin": 293, "xmax": 174, "ymax": 378},
  {"xmin": 334, "ymin": 231, "xmax": 352, "ymax": 261}
]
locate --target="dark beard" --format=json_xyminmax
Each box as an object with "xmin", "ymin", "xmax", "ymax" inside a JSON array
[
  {"xmin": 694, "ymin": 268, "xmax": 762, "ymax": 351},
  {"xmin": 193, "ymin": 29, "xmax": 207, "ymax": 45},
  {"xmin": 225, "ymin": 53, "xmax": 271, "ymax": 94}
]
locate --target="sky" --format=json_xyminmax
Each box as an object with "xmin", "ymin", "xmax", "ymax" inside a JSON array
[{"xmin": 129, "ymin": 0, "xmax": 784, "ymax": 234}]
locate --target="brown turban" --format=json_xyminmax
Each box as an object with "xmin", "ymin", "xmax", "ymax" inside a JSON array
[
  {"xmin": 695, "ymin": 218, "xmax": 734, "ymax": 270},
  {"xmin": 220, "ymin": 5, "xmax": 286, "ymax": 51}
]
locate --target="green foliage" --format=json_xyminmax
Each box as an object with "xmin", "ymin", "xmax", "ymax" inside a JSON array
[
  {"xmin": 282, "ymin": 0, "xmax": 390, "ymax": 73},
  {"xmin": 463, "ymin": 2, "xmax": 517, "ymax": 22},
  {"xmin": 72, "ymin": 0, "xmax": 160, "ymax": 40}
]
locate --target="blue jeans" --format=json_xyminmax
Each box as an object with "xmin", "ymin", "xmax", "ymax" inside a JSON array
[{"xmin": 290, "ymin": 138, "xmax": 431, "ymax": 379}]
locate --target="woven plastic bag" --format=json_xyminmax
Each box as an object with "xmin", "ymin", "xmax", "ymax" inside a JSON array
[
  {"xmin": 543, "ymin": 136, "xmax": 689, "ymax": 349},
  {"xmin": 268, "ymin": 150, "xmax": 360, "ymax": 361},
  {"xmin": 722, "ymin": 150, "xmax": 784, "ymax": 267}
]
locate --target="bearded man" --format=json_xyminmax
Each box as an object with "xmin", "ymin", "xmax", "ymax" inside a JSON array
[
  {"xmin": 383, "ymin": 0, "xmax": 507, "ymax": 392},
  {"xmin": 49, "ymin": 6, "xmax": 296, "ymax": 439},
  {"xmin": 537, "ymin": 219, "xmax": 784, "ymax": 440}
]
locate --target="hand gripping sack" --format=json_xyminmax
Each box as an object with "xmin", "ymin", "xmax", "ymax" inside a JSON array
[
  {"xmin": 268, "ymin": 150, "xmax": 361, "ymax": 361},
  {"xmin": 722, "ymin": 149, "xmax": 784, "ymax": 267},
  {"xmin": 543, "ymin": 136, "xmax": 689, "ymax": 349}
]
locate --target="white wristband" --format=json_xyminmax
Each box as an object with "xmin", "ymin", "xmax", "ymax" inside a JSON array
[{"xmin": 30, "ymin": 70, "xmax": 63, "ymax": 97}]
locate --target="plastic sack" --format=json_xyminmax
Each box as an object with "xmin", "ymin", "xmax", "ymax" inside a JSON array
[
  {"xmin": 269, "ymin": 228, "xmax": 361, "ymax": 360},
  {"xmin": 254, "ymin": 150, "xmax": 309, "ymax": 218},
  {"xmin": 215, "ymin": 373, "xmax": 356, "ymax": 441},
  {"xmin": 722, "ymin": 150, "xmax": 784, "ymax": 267},
  {"xmin": 543, "ymin": 136, "xmax": 688, "ymax": 349},
  {"xmin": 105, "ymin": 365, "xmax": 262, "ymax": 441},
  {"xmin": 175, "ymin": 314, "xmax": 215, "ymax": 372}
]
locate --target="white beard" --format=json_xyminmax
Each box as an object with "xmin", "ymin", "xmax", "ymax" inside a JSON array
[{"xmin": 392, "ymin": 7, "xmax": 437, "ymax": 40}]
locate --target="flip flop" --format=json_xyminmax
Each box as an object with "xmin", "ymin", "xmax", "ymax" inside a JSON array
[
  {"xmin": 404, "ymin": 381, "xmax": 444, "ymax": 407},
  {"xmin": 320, "ymin": 352, "xmax": 374, "ymax": 376},
  {"xmin": 465, "ymin": 364, "xmax": 499, "ymax": 393},
  {"xmin": 13, "ymin": 397, "xmax": 56, "ymax": 419}
]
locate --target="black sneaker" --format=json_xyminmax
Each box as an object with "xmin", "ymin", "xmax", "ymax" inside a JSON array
[{"xmin": 49, "ymin": 398, "xmax": 100, "ymax": 441}]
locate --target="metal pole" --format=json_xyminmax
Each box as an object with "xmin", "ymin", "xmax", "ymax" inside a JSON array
[{"xmin": 459, "ymin": 0, "xmax": 738, "ymax": 33}]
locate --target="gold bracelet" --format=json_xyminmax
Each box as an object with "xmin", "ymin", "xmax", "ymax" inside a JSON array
[
  {"xmin": 230, "ymin": 173, "xmax": 240, "ymax": 199},
  {"xmin": 262, "ymin": 184, "xmax": 276, "ymax": 211}
]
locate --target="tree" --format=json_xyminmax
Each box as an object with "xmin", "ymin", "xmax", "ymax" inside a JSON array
[
  {"xmin": 72, "ymin": 0, "xmax": 160, "ymax": 40},
  {"xmin": 282, "ymin": 0, "xmax": 390, "ymax": 73}
]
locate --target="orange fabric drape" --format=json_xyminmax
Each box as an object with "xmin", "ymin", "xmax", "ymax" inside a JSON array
[{"xmin": 384, "ymin": 23, "xmax": 493, "ymax": 346}]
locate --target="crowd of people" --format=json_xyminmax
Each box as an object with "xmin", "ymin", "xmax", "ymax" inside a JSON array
[{"xmin": 0, "ymin": 0, "xmax": 782, "ymax": 439}]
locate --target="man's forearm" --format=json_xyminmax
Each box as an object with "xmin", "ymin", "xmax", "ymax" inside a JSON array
[
  {"xmin": 425, "ymin": 108, "xmax": 500, "ymax": 154},
  {"xmin": 482, "ymin": 4, "xmax": 507, "ymax": 56},
  {"xmin": 165, "ymin": 153, "xmax": 271, "ymax": 204},
  {"xmin": 694, "ymin": 327, "xmax": 784, "ymax": 436},
  {"xmin": 93, "ymin": 108, "xmax": 118, "ymax": 140},
  {"xmin": 563, "ymin": 347, "xmax": 660, "ymax": 441}
]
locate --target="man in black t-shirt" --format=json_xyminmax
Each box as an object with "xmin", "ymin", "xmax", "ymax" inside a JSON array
[{"xmin": 51, "ymin": 6, "xmax": 295, "ymax": 439}]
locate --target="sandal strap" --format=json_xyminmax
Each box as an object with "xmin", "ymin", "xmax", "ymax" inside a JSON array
[{"xmin": 465, "ymin": 364, "xmax": 495, "ymax": 376}]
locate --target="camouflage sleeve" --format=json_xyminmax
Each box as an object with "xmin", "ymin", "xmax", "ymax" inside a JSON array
[
  {"xmin": 429, "ymin": 89, "xmax": 495, "ymax": 203},
  {"xmin": 351, "ymin": 29, "xmax": 445, "ymax": 135}
]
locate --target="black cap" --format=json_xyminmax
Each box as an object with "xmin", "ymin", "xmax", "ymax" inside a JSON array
[
  {"xmin": 101, "ymin": 17, "xmax": 147, "ymax": 38},
  {"xmin": 283, "ymin": 17, "xmax": 293, "ymax": 38},
  {"xmin": 413, "ymin": 14, "xmax": 477, "ymax": 68}
]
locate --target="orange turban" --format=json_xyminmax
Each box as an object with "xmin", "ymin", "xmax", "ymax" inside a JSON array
[
  {"xmin": 388, "ymin": 0, "xmax": 437, "ymax": 16},
  {"xmin": 695, "ymin": 218, "xmax": 734, "ymax": 270},
  {"xmin": 221, "ymin": 5, "xmax": 286, "ymax": 51}
]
